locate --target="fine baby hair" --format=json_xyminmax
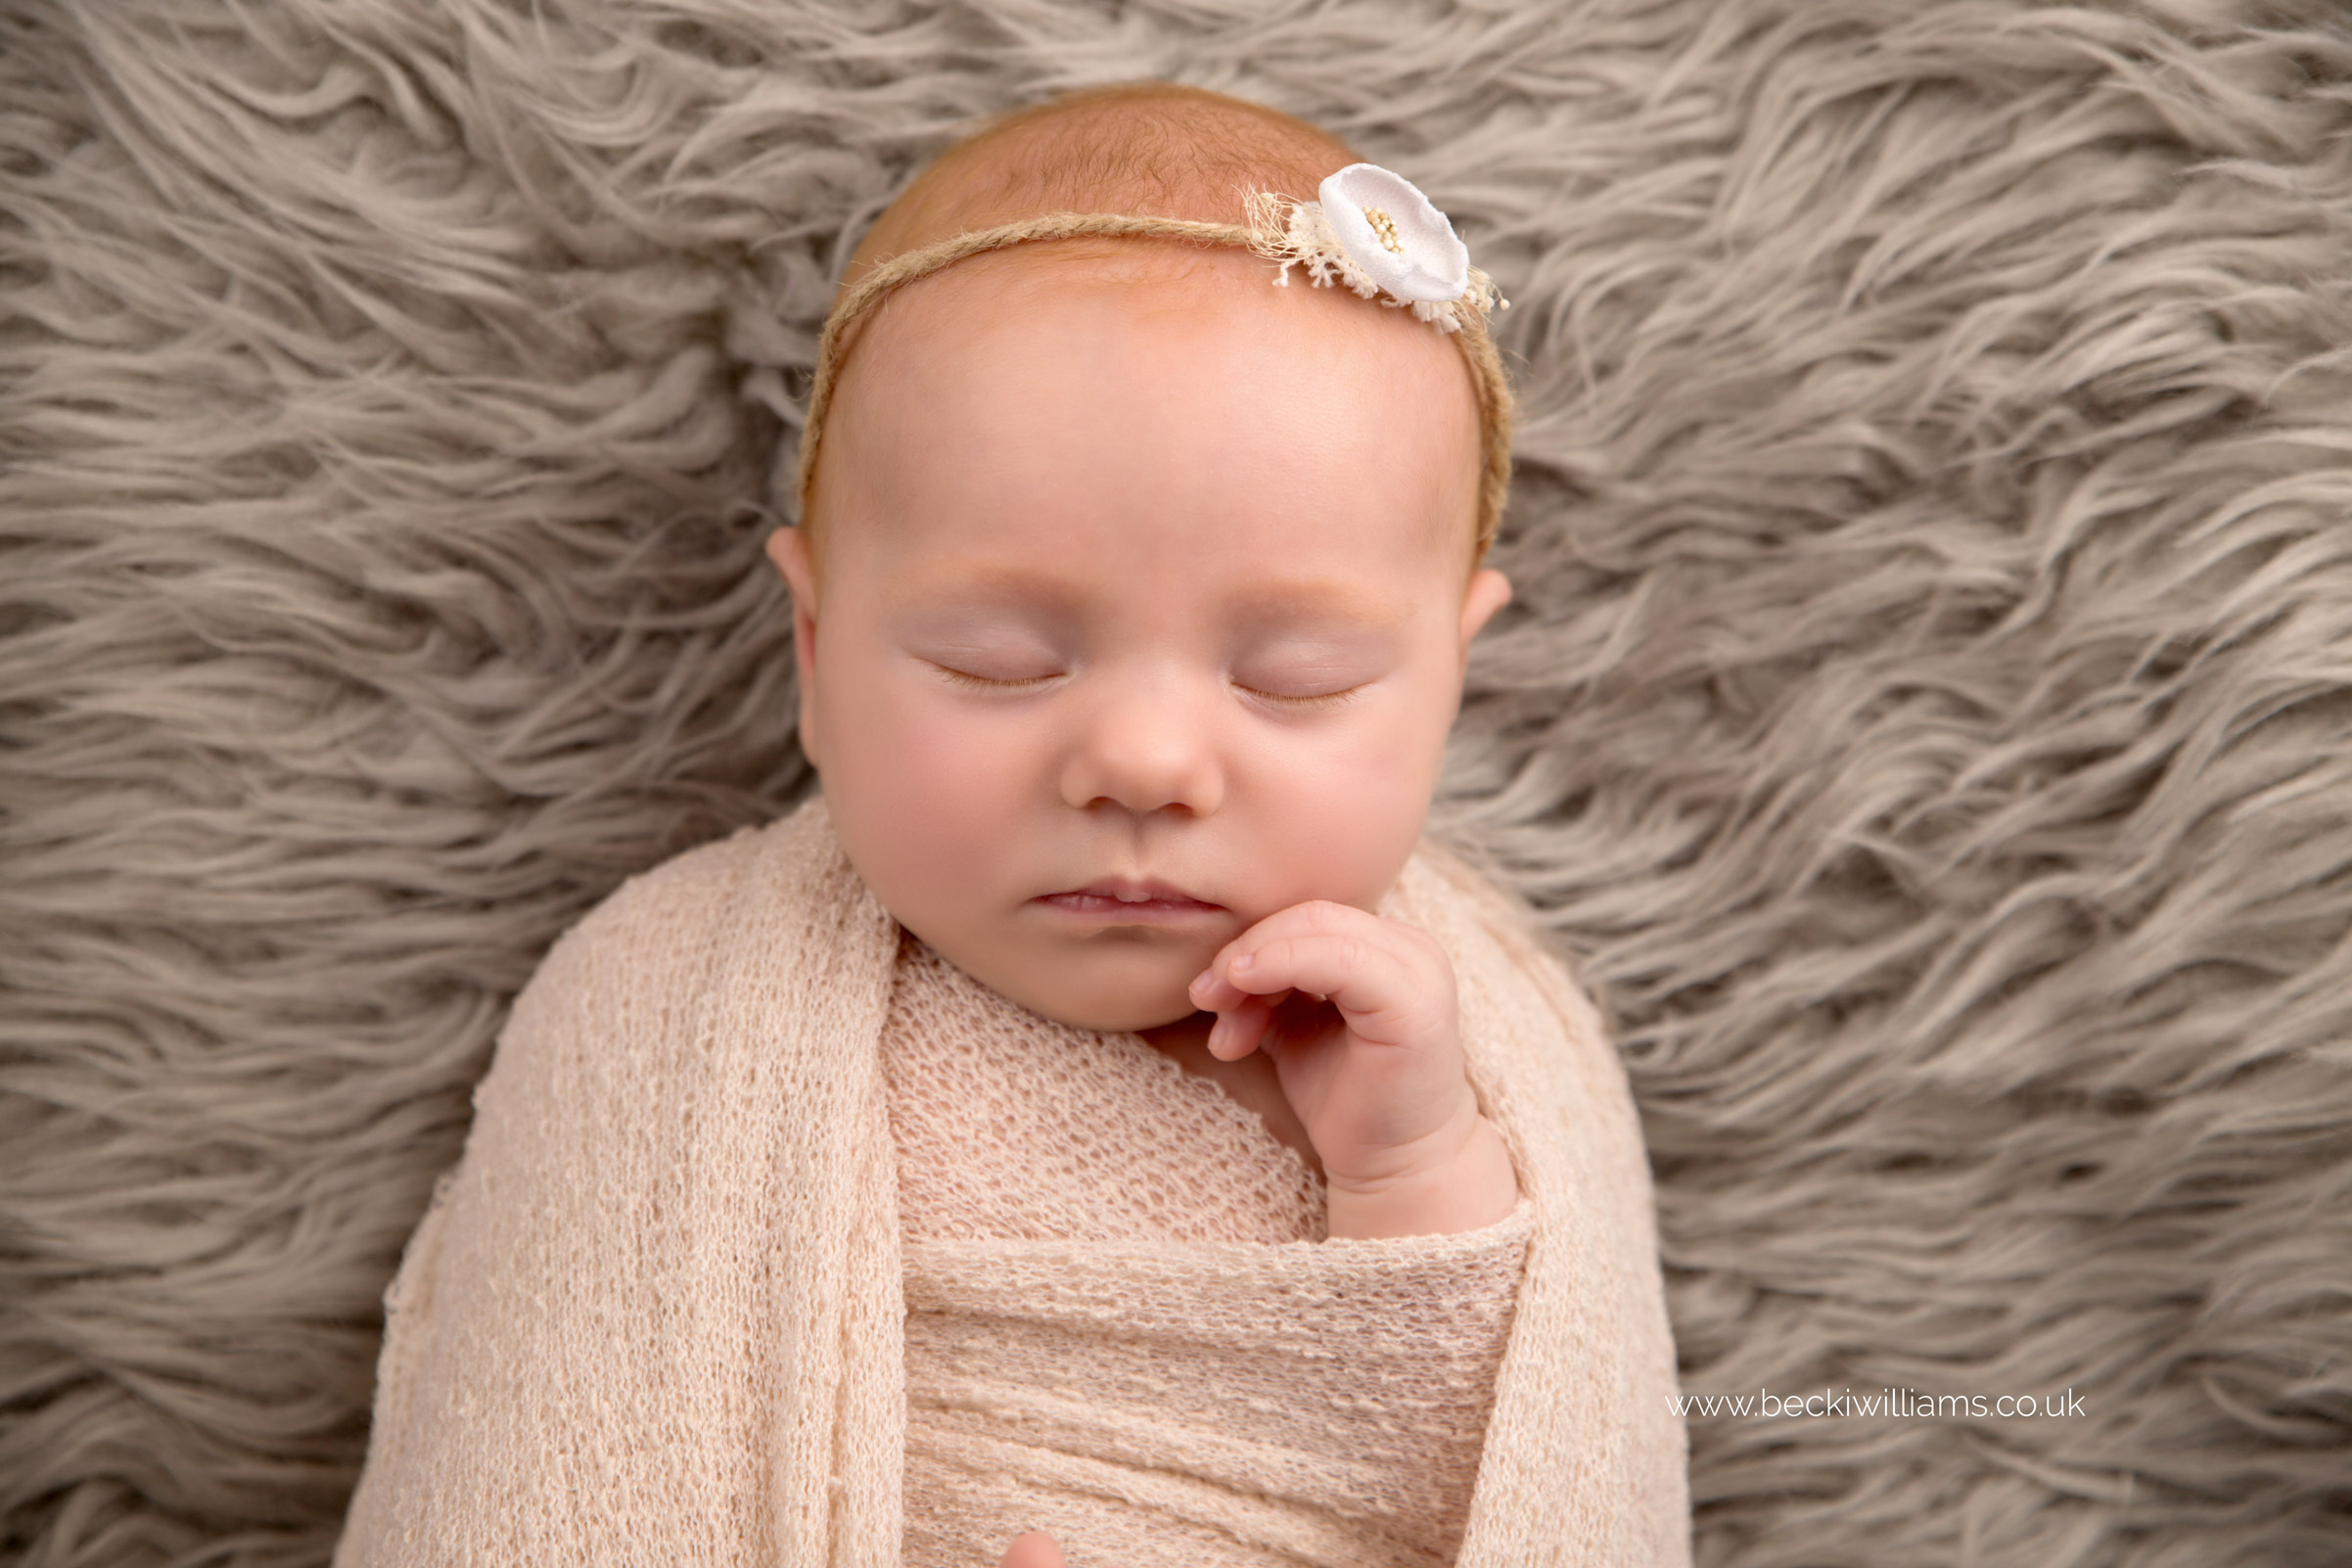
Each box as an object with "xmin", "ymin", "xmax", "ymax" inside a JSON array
[{"xmin": 784, "ymin": 81, "xmax": 1518, "ymax": 577}]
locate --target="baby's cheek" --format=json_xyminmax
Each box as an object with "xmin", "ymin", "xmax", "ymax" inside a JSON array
[
  {"xmin": 1257, "ymin": 704, "xmax": 1445, "ymax": 902},
  {"xmin": 831, "ymin": 691, "xmax": 1030, "ymax": 906}
]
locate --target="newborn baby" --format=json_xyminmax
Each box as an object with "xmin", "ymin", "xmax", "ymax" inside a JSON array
[
  {"xmin": 780, "ymin": 82, "xmax": 1672, "ymax": 1568},
  {"xmin": 774, "ymin": 115, "xmax": 1519, "ymax": 1250},
  {"xmin": 334, "ymin": 78, "xmax": 1688, "ymax": 1568}
]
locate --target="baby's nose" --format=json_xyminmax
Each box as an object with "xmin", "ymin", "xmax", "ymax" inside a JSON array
[{"xmin": 1057, "ymin": 673, "xmax": 1225, "ymax": 817}]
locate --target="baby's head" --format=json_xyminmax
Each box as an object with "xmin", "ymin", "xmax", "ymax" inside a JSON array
[{"xmin": 765, "ymin": 82, "xmax": 1513, "ymax": 1033}]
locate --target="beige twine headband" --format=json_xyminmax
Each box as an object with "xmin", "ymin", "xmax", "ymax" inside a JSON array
[{"xmin": 794, "ymin": 179, "xmax": 1515, "ymax": 566}]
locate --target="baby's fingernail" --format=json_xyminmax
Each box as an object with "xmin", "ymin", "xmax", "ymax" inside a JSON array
[
  {"xmin": 1230, "ymin": 952, "xmax": 1255, "ymax": 976},
  {"xmin": 1188, "ymin": 969, "xmax": 1212, "ymax": 1000},
  {"xmin": 1207, "ymin": 1017, "xmax": 1228, "ymax": 1055}
]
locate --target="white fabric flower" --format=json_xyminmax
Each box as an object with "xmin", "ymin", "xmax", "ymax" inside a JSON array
[
  {"xmin": 1315, "ymin": 163, "xmax": 1470, "ymax": 304},
  {"xmin": 1239, "ymin": 174, "xmax": 1503, "ymax": 334}
]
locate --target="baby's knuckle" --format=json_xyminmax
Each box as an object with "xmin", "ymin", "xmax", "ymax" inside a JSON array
[{"xmin": 1303, "ymin": 899, "xmax": 1353, "ymax": 931}]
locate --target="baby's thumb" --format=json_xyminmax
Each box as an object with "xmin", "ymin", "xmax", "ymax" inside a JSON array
[{"xmin": 997, "ymin": 1531, "xmax": 1064, "ymax": 1568}]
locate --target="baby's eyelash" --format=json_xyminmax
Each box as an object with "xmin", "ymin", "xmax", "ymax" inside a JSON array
[
  {"xmin": 933, "ymin": 665, "xmax": 1060, "ymax": 693},
  {"xmin": 1240, "ymin": 683, "xmax": 1362, "ymax": 713}
]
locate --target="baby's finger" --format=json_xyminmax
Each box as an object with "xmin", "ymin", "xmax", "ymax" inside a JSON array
[
  {"xmin": 1194, "ymin": 963, "xmax": 1317, "ymax": 1014},
  {"xmin": 997, "ymin": 1534, "xmax": 1063, "ymax": 1568},
  {"xmin": 1195, "ymin": 900, "xmax": 1388, "ymax": 1006},
  {"xmin": 1206, "ymin": 991, "xmax": 1279, "ymax": 1060},
  {"xmin": 1188, "ymin": 962, "xmax": 1251, "ymax": 1013},
  {"xmin": 1226, "ymin": 929, "xmax": 1434, "ymax": 1043}
]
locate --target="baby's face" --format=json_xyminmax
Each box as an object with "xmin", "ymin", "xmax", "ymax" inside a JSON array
[{"xmin": 770, "ymin": 244, "xmax": 1509, "ymax": 1033}]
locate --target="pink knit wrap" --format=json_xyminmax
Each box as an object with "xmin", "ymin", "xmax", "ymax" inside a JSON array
[{"xmin": 333, "ymin": 795, "xmax": 1689, "ymax": 1565}]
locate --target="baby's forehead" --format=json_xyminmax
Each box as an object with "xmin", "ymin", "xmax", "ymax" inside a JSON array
[
  {"xmin": 853, "ymin": 238, "xmax": 1463, "ymax": 393},
  {"xmin": 878, "ymin": 520, "xmax": 1448, "ymax": 645},
  {"xmin": 833, "ymin": 244, "xmax": 1481, "ymax": 527}
]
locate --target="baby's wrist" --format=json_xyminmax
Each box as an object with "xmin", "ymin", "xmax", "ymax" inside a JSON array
[{"xmin": 1324, "ymin": 1114, "xmax": 1521, "ymax": 1241}]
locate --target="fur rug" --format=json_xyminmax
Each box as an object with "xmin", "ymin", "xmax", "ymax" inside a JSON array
[{"xmin": 4, "ymin": 1, "xmax": 2349, "ymax": 1564}]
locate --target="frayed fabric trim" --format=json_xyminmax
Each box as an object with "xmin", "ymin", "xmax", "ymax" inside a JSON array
[{"xmin": 1240, "ymin": 189, "xmax": 1505, "ymax": 336}]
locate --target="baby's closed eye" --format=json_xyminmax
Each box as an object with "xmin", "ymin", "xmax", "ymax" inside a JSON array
[
  {"xmin": 1232, "ymin": 674, "xmax": 1369, "ymax": 711},
  {"xmin": 1230, "ymin": 644, "xmax": 1387, "ymax": 708},
  {"xmin": 933, "ymin": 664, "xmax": 1062, "ymax": 693},
  {"xmin": 904, "ymin": 613, "xmax": 1394, "ymax": 709},
  {"xmin": 914, "ymin": 633, "xmax": 1066, "ymax": 688},
  {"xmin": 927, "ymin": 661, "xmax": 1366, "ymax": 708}
]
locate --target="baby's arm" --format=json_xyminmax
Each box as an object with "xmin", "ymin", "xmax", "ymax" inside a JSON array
[{"xmin": 1186, "ymin": 900, "xmax": 1521, "ymax": 1240}]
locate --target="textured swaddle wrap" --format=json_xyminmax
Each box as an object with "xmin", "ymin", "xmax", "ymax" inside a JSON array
[{"xmin": 333, "ymin": 794, "xmax": 1689, "ymax": 1565}]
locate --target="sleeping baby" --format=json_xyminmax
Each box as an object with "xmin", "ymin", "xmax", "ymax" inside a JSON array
[{"xmin": 334, "ymin": 80, "xmax": 1690, "ymax": 1568}]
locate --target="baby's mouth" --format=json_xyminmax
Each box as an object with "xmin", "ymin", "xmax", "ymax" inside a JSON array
[{"xmin": 1037, "ymin": 878, "xmax": 1223, "ymax": 919}]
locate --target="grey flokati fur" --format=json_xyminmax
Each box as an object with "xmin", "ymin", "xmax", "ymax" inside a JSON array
[{"xmin": 3, "ymin": 0, "xmax": 2349, "ymax": 1564}]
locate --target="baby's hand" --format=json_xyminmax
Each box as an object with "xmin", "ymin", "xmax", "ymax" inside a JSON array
[
  {"xmin": 1187, "ymin": 901, "xmax": 1520, "ymax": 1239},
  {"xmin": 997, "ymin": 1532, "xmax": 1062, "ymax": 1568}
]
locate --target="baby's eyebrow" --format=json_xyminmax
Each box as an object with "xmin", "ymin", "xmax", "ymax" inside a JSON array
[
  {"xmin": 893, "ymin": 566, "xmax": 1411, "ymax": 630},
  {"xmin": 893, "ymin": 565, "xmax": 1081, "ymax": 616},
  {"xmin": 1227, "ymin": 578, "xmax": 1414, "ymax": 631}
]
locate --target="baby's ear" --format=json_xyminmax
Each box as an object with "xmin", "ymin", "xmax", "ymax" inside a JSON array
[
  {"xmin": 766, "ymin": 528, "xmax": 824, "ymax": 768},
  {"xmin": 767, "ymin": 529, "xmax": 819, "ymax": 626},
  {"xmin": 765, "ymin": 527, "xmax": 817, "ymax": 610},
  {"xmin": 1457, "ymin": 568, "xmax": 1511, "ymax": 654}
]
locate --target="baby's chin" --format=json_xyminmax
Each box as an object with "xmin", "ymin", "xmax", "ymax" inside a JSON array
[
  {"xmin": 945, "ymin": 934, "xmax": 1211, "ymax": 1036},
  {"xmin": 1008, "ymin": 971, "xmax": 1205, "ymax": 1037}
]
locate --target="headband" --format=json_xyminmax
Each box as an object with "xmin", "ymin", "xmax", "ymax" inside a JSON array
[{"xmin": 795, "ymin": 162, "xmax": 1515, "ymax": 562}]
